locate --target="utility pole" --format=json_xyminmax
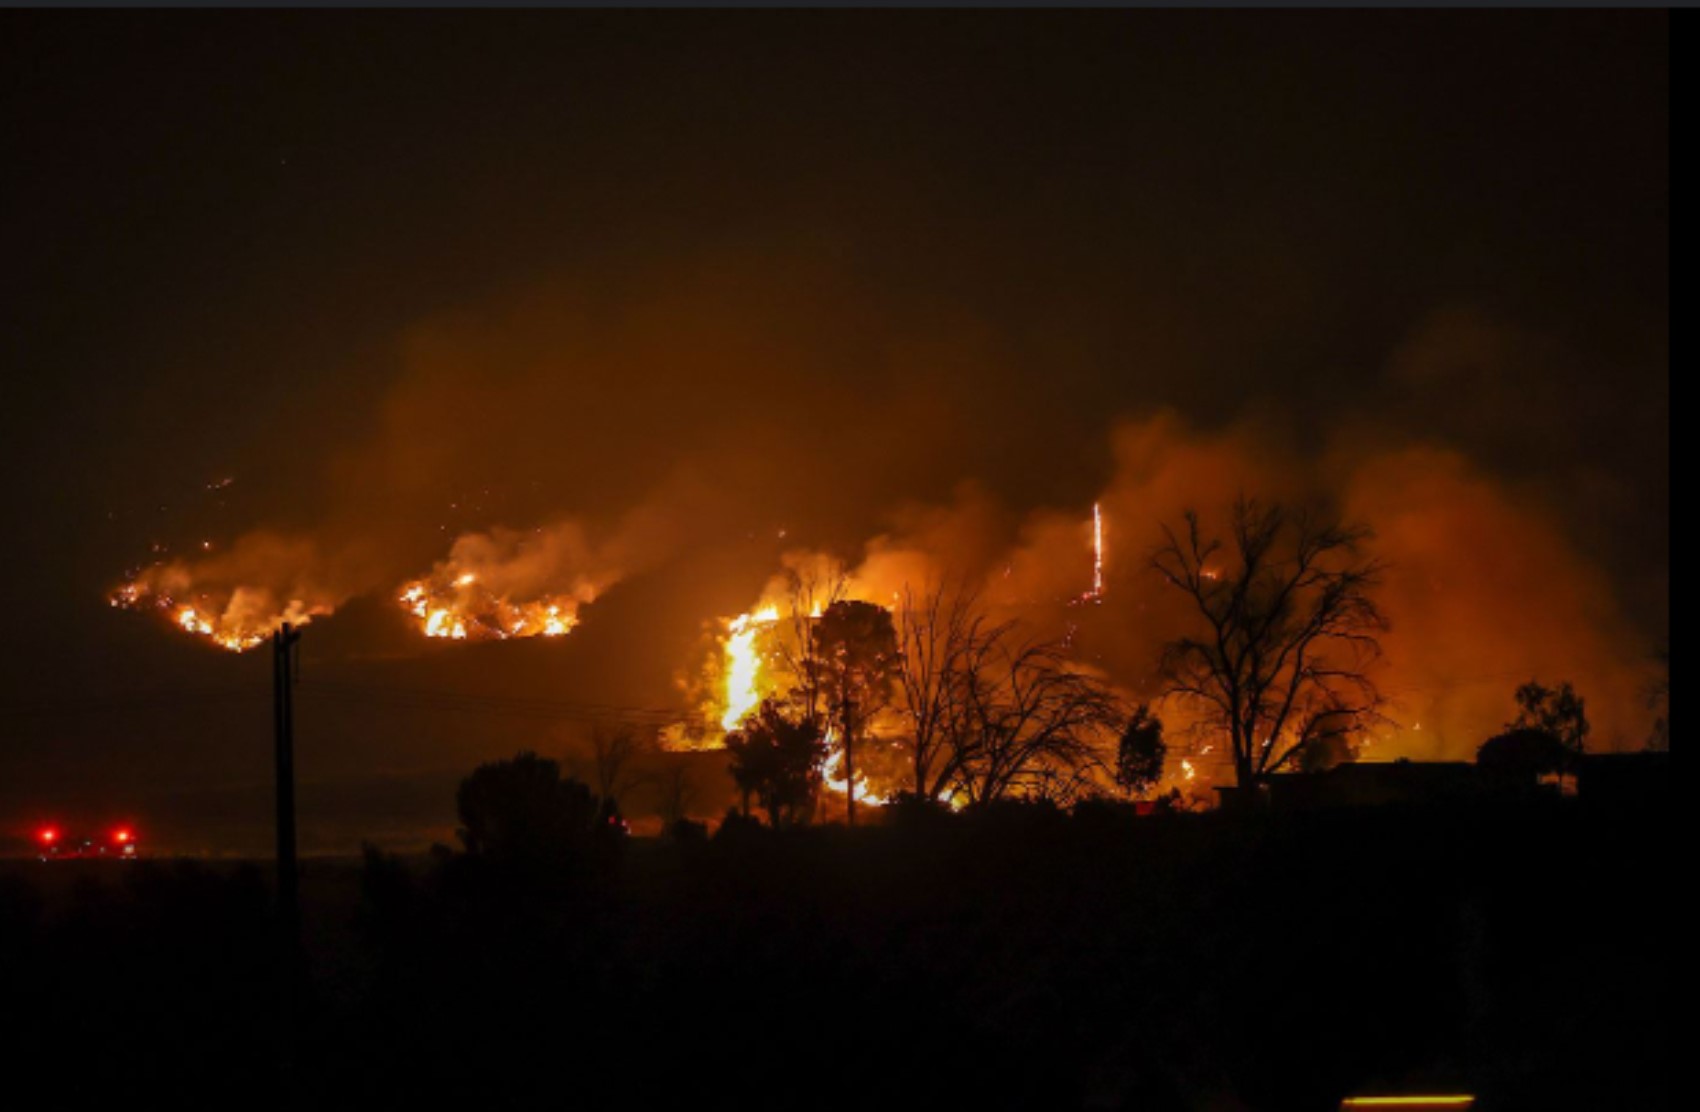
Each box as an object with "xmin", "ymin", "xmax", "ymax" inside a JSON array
[
  {"xmin": 842, "ymin": 691, "xmax": 857, "ymax": 828},
  {"xmin": 270, "ymin": 622, "xmax": 304, "ymax": 1090},
  {"xmin": 272, "ymin": 622, "xmax": 301, "ymax": 944}
]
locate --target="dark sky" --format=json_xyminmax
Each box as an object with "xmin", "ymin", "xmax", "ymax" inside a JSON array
[{"xmin": 0, "ymin": 11, "xmax": 1667, "ymax": 851}]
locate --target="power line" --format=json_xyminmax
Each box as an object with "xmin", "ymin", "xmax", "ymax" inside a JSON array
[
  {"xmin": 0, "ymin": 680, "xmax": 690, "ymax": 726},
  {"xmin": 0, "ymin": 662, "xmax": 1605, "ymax": 727},
  {"xmin": 295, "ymin": 679, "xmax": 689, "ymax": 727},
  {"xmin": 1377, "ymin": 668, "xmax": 1588, "ymax": 699},
  {"xmin": 0, "ymin": 689, "xmax": 269, "ymax": 717}
]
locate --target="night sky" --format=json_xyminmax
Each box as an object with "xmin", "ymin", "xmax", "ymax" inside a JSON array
[{"xmin": 0, "ymin": 11, "xmax": 1667, "ymax": 852}]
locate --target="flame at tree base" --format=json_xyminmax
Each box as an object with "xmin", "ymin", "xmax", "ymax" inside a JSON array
[{"xmin": 695, "ymin": 601, "xmax": 935, "ymax": 811}]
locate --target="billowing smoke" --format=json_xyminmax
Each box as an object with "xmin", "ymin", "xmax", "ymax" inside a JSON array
[
  {"xmin": 395, "ymin": 490, "xmax": 689, "ymax": 641},
  {"xmin": 703, "ymin": 411, "xmax": 1659, "ymax": 779},
  {"xmin": 1341, "ymin": 445, "xmax": 1658, "ymax": 757},
  {"xmin": 110, "ymin": 531, "xmax": 367, "ymax": 651},
  {"xmin": 103, "ymin": 259, "xmax": 1663, "ymax": 774},
  {"xmin": 397, "ymin": 522, "xmax": 618, "ymax": 641}
]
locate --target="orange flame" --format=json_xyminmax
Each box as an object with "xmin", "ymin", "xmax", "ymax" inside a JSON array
[
  {"xmin": 397, "ymin": 573, "xmax": 587, "ymax": 641},
  {"xmin": 395, "ymin": 521, "xmax": 621, "ymax": 642},
  {"xmin": 109, "ymin": 575, "xmax": 326, "ymax": 652},
  {"xmin": 711, "ymin": 598, "xmax": 899, "ymax": 808},
  {"xmin": 1093, "ymin": 501, "xmax": 1104, "ymax": 598},
  {"xmin": 720, "ymin": 606, "xmax": 779, "ymax": 730}
]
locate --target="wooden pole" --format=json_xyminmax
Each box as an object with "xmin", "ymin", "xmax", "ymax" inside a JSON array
[
  {"xmin": 273, "ymin": 623, "xmax": 301, "ymax": 941},
  {"xmin": 843, "ymin": 692, "xmax": 857, "ymax": 828}
]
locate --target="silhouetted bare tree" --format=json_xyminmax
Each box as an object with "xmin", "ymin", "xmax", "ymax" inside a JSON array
[
  {"xmin": 1295, "ymin": 711, "xmax": 1361, "ymax": 773},
  {"xmin": 954, "ymin": 637, "xmax": 1122, "ymax": 805},
  {"xmin": 896, "ymin": 581, "xmax": 1007, "ymax": 801},
  {"xmin": 773, "ymin": 563, "xmax": 850, "ymax": 729},
  {"xmin": 654, "ymin": 758, "xmax": 697, "ymax": 827},
  {"xmin": 586, "ymin": 724, "xmax": 649, "ymax": 822},
  {"xmin": 893, "ymin": 583, "xmax": 1120, "ymax": 806},
  {"xmin": 1154, "ymin": 499, "xmax": 1388, "ymax": 787}
]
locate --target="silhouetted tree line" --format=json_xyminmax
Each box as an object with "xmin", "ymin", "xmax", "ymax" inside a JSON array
[
  {"xmin": 1, "ymin": 496, "xmax": 1667, "ymax": 1107},
  {"xmin": 0, "ymin": 738, "xmax": 1670, "ymax": 1109},
  {"xmin": 712, "ymin": 498, "xmax": 1644, "ymax": 825},
  {"xmin": 355, "ymin": 764, "xmax": 1668, "ymax": 1111}
]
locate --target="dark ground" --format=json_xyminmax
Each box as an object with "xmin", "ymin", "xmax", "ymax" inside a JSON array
[{"xmin": 0, "ymin": 795, "xmax": 1670, "ymax": 1110}]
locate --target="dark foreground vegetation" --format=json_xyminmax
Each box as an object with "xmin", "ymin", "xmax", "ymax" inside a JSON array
[{"xmin": 2, "ymin": 794, "xmax": 1669, "ymax": 1110}]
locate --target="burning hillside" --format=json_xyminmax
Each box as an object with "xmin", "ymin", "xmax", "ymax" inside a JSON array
[
  {"xmin": 107, "ymin": 532, "xmax": 346, "ymax": 652},
  {"xmin": 103, "ymin": 407, "xmax": 1663, "ymax": 788},
  {"xmin": 395, "ymin": 520, "xmax": 632, "ymax": 642}
]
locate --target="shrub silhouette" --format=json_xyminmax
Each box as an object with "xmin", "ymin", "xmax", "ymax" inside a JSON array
[
  {"xmin": 455, "ymin": 751, "xmax": 624, "ymax": 887},
  {"xmin": 1478, "ymin": 727, "xmax": 1573, "ymax": 787}
]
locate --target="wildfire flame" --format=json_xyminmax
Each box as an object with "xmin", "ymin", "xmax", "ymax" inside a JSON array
[
  {"xmin": 105, "ymin": 531, "xmax": 347, "ymax": 652},
  {"xmin": 1093, "ymin": 500, "xmax": 1104, "ymax": 599},
  {"xmin": 711, "ymin": 601, "xmax": 896, "ymax": 809},
  {"xmin": 395, "ymin": 521, "xmax": 623, "ymax": 642},
  {"xmin": 821, "ymin": 727, "xmax": 888, "ymax": 806},
  {"xmin": 1075, "ymin": 501, "xmax": 1106, "ymax": 604},
  {"xmin": 398, "ymin": 573, "xmax": 587, "ymax": 642},
  {"xmin": 720, "ymin": 606, "xmax": 779, "ymax": 730},
  {"xmin": 108, "ymin": 575, "xmax": 325, "ymax": 652}
]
